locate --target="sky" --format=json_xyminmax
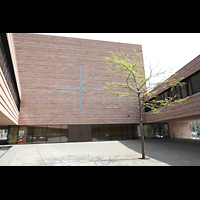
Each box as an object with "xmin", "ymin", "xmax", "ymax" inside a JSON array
[{"xmin": 37, "ymin": 33, "xmax": 200, "ymax": 82}]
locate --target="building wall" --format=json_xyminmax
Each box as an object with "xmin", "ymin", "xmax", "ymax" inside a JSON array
[
  {"xmin": 0, "ymin": 33, "xmax": 20, "ymax": 126},
  {"xmin": 13, "ymin": 33, "xmax": 144, "ymax": 125},
  {"xmin": 0, "ymin": 68, "xmax": 19, "ymax": 125},
  {"xmin": 168, "ymin": 121, "xmax": 191, "ymax": 139},
  {"xmin": 68, "ymin": 125, "xmax": 92, "ymax": 142},
  {"xmin": 6, "ymin": 33, "xmax": 21, "ymax": 99},
  {"xmin": 144, "ymin": 92, "xmax": 200, "ymax": 123},
  {"xmin": 144, "ymin": 54, "xmax": 200, "ymax": 124}
]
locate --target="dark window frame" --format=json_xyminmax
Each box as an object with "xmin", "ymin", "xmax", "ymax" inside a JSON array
[{"xmin": 145, "ymin": 69, "xmax": 200, "ymax": 112}]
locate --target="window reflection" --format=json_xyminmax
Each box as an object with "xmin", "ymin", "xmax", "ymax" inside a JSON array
[
  {"xmin": 7, "ymin": 123, "xmax": 169, "ymax": 144},
  {"xmin": 111, "ymin": 124, "xmax": 122, "ymax": 140},
  {"xmin": 8, "ymin": 126, "xmax": 18, "ymax": 144},
  {"xmin": 180, "ymin": 83, "xmax": 187, "ymax": 98},
  {"xmin": 92, "ymin": 124, "xmax": 136, "ymax": 141},
  {"xmin": 47, "ymin": 125, "xmax": 60, "ymax": 143},
  {"xmin": 61, "ymin": 125, "xmax": 68, "ymax": 143},
  {"xmin": 98, "ymin": 124, "xmax": 111, "ymax": 141},
  {"xmin": 32, "ymin": 126, "xmax": 47, "ymax": 144},
  {"xmin": 0, "ymin": 128, "xmax": 8, "ymax": 145},
  {"xmin": 92, "ymin": 125, "xmax": 99, "ymax": 141},
  {"xmin": 122, "ymin": 124, "xmax": 133, "ymax": 140},
  {"xmin": 190, "ymin": 71, "xmax": 200, "ymax": 94},
  {"xmin": 176, "ymin": 86, "xmax": 181, "ymax": 99},
  {"xmin": 137, "ymin": 123, "xmax": 169, "ymax": 139},
  {"xmin": 18, "ymin": 126, "xmax": 27, "ymax": 144},
  {"xmin": 26, "ymin": 126, "xmax": 34, "ymax": 143}
]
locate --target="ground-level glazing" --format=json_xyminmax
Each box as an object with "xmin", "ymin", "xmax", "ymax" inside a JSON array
[{"xmin": 0, "ymin": 123, "xmax": 169, "ymax": 145}]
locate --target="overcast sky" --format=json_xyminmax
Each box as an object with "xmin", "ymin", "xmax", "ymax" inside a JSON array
[{"xmin": 37, "ymin": 33, "xmax": 200, "ymax": 80}]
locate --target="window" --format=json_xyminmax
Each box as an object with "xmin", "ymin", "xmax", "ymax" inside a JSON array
[
  {"xmin": 111, "ymin": 124, "xmax": 122, "ymax": 140},
  {"xmin": 145, "ymin": 70, "xmax": 200, "ymax": 113},
  {"xmin": 0, "ymin": 128, "xmax": 8, "ymax": 142},
  {"xmin": 92, "ymin": 124, "xmax": 136, "ymax": 141},
  {"xmin": 8, "ymin": 126, "xmax": 18, "ymax": 144},
  {"xmin": 32, "ymin": 126, "xmax": 47, "ymax": 144},
  {"xmin": 18, "ymin": 126, "xmax": 27, "ymax": 144},
  {"xmin": 176, "ymin": 86, "xmax": 181, "ymax": 99},
  {"xmin": 61, "ymin": 125, "xmax": 68, "ymax": 143},
  {"xmin": 163, "ymin": 91, "xmax": 168, "ymax": 100},
  {"xmin": 27, "ymin": 126, "xmax": 34, "ymax": 143},
  {"xmin": 47, "ymin": 125, "xmax": 60, "ymax": 143},
  {"xmin": 171, "ymin": 87, "xmax": 177, "ymax": 99},
  {"xmin": 142, "ymin": 123, "xmax": 169, "ymax": 139},
  {"xmin": 187, "ymin": 79, "xmax": 193, "ymax": 96},
  {"xmin": 92, "ymin": 125, "xmax": 99, "ymax": 141},
  {"xmin": 180, "ymin": 82, "xmax": 187, "ymax": 98},
  {"xmin": 167, "ymin": 88, "xmax": 172, "ymax": 97},
  {"xmin": 190, "ymin": 71, "xmax": 200, "ymax": 94},
  {"xmin": 122, "ymin": 124, "xmax": 133, "ymax": 140},
  {"xmin": 98, "ymin": 124, "xmax": 111, "ymax": 141}
]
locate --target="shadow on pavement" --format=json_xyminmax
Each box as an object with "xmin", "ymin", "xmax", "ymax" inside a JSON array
[{"xmin": 119, "ymin": 138, "xmax": 200, "ymax": 166}]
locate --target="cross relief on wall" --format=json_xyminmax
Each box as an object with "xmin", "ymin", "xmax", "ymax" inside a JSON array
[{"xmin": 55, "ymin": 66, "xmax": 104, "ymax": 113}]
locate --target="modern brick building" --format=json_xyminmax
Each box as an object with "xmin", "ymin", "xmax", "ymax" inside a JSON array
[{"xmin": 0, "ymin": 33, "xmax": 200, "ymax": 144}]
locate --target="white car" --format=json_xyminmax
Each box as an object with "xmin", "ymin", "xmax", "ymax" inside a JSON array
[{"xmin": 191, "ymin": 131, "xmax": 197, "ymax": 136}]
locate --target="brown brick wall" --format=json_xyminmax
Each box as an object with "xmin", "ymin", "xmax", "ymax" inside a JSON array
[
  {"xmin": 144, "ymin": 92, "xmax": 200, "ymax": 123},
  {"xmin": 13, "ymin": 33, "xmax": 143, "ymax": 125},
  {"xmin": 168, "ymin": 121, "xmax": 191, "ymax": 139}
]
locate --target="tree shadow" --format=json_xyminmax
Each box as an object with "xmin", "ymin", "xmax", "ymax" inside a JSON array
[{"xmin": 119, "ymin": 139, "xmax": 200, "ymax": 166}]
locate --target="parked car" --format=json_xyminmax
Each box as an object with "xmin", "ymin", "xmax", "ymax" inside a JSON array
[
  {"xmin": 152, "ymin": 134, "xmax": 164, "ymax": 139},
  {"xmin": 191, "ymin": 131, "xmax": 197, "ymax": 137},
  {"xmin": 197, "ymin": 130, "xmax": 200, "ymax": 136}
]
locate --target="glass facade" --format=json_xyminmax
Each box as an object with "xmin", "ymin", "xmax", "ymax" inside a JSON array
[
  {"xmin": 122, "ymin": 124, "xmax": 133, "ymax": 140},
  {"xmin": 137, "ymin": 123, "xmax": 170, "ymax": 139},
  {"xmin": 97, "ymin": 124, "xmax": 111, "ymax": 141},
  {"xmin": 32, "ymin": 126, "xmax": 47, "ymax": 144},
  {"xmin": 0, "ymin": 128, "xmax": 8, "ymax": 145},
  {"xmin": 8, "ymin": 126, "xmax": 18, "ymax": 144},
  {"xmin": 7, "ymin": 125, "xmax": 68, "ymax": 144},
  {"xmin": 4, "ymin": 123, "xmax": 169, "ymax": 144},
  {"xmin": 92, "ymin": 124, "xmax": 139, "ymax": 141},
  {"xmin": 190, "ymin": 71, "xmax": 200, "ymax": 94},
  {"xmin": 61, "ymin": 125, "xmax": 68, "ymax": 143},
  {"xmin": 145, "ymin": 70, "xmax": 200, "ymax": 113}
]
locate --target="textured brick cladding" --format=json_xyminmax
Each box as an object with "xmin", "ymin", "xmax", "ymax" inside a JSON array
[{"xmin": 13, "ymin": 33, "xmax": 144, "ymax": 125}]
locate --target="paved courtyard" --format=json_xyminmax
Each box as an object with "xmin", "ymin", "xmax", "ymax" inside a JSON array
[{"xmin": 0, "ymin": 138, "xmax": 200, "ymax": 166}]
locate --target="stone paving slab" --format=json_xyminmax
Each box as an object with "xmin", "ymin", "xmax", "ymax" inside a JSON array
[
  {"xmin": 0, "ymin": 141, "xmax": 169, "ymax": 166},
  {"xmin": 2, "ymin": 138, "xmax": 200, "ymax": 166}
]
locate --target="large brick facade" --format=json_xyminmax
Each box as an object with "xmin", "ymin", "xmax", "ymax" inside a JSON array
[
  {"xmin": 2, "ymin": 33, "xmax": 200, "ymax": 143},
  {"xmin": 13, "ymin": 33, "xmax": 143, "ymax": 126}
]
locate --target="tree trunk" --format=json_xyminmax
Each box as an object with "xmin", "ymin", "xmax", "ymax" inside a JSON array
[{"xmin": 138, "ymin": 94, "xmax": 145, "ymax": 159}]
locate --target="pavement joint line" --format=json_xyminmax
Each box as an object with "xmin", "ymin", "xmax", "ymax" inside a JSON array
[
  {"xmin": 2, "ymin": 146, "xmax": 18, "ymax": 166},
  {"xmin": 35, "ymin": 147, "xmax": 47, "ymax": 166}
]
